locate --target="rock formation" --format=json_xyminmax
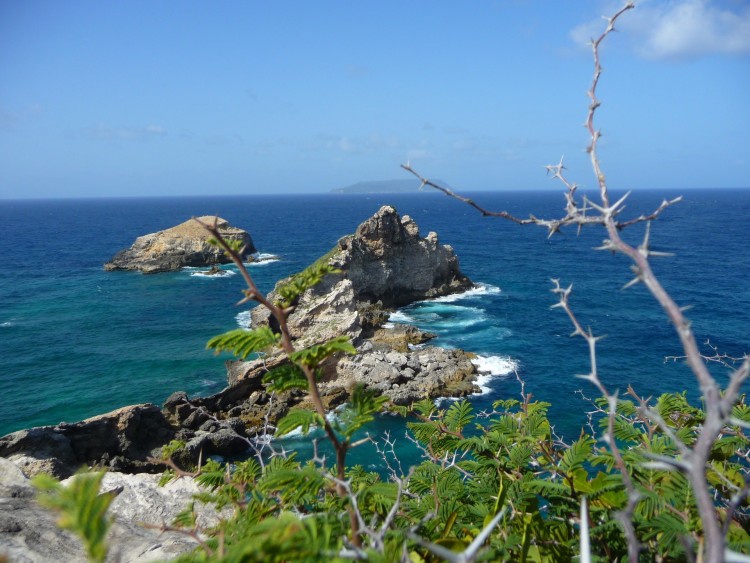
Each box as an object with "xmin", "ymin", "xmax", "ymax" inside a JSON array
[
  {"xmin": 251, "ymin": 205, "xmax": 472, "ymax": 347},
  {"xmin": 1, "ymin": 206, "xmax": 481, "ymax": 486},
  {"xmin": 0, "ymin": 405, "xmax": 174, "ymax": 479},
  {"xmin": 0, "ymin": 457, "xmax": 222, "ymax": 562},
  {"xmin": 104, "ymin": 216, "xmax": 256, "ymax": 273},
  {"xmin": 331, "ymin": 344, "xmax": 479, "ymax": 405},
  {"xmin": 0, "ymin": 401, "xmax": 251, "ymax": 480}
]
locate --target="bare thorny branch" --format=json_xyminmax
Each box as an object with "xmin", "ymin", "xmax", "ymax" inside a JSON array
[{"xmin": 402, "ymin": 1, "xmax": 748, "ymax": 561}]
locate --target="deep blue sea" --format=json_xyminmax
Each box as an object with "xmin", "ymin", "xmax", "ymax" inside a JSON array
[{"xmin": 1, "ymin": 189, "xmax": 749, "ymax": 467}]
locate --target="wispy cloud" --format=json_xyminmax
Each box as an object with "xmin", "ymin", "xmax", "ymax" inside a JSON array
[
  {"xmin": 82, "ymin": 123, "xmax": 167, "ymax": 142},
  {"xmin": 0, "ymin": 103, "xmax": 43, "ymax": 132},
  {"xmin": 572, "ymin": 0, "xmax": 750, "ymax": 60}
]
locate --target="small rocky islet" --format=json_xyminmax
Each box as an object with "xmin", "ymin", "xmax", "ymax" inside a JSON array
[
  {"xmin": 0, "ymin": 206, "xmax": 488, "ymax": 560},
  {"xmin": 103, "ymin": 215, "xmax": 257, "ymax": 273}
]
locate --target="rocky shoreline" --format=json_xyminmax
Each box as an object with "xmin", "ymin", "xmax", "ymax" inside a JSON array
[
  {"xmin": 1, "ymin": 206, "xmax": 492, "ymax": 560},
  {"xmin": 2, "ymin": 206, "xmax": 482, "ymax": 478}
]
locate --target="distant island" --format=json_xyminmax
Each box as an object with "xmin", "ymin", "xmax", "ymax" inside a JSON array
[{"xmin": 331, "ymin": 178, "xmax": 450, "ymax": 194}]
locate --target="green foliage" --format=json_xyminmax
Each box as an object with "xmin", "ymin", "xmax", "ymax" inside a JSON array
[
  {"xmin": 33, "ymin": 471, "xmax": 113, "ymax": 563},
  {"xmin": 161, "ymin": 439, "xmax": 187, "ymax": 460},
  {"xmin": 275, "ymin": 259, "xmax": 341, "ymax": 309},
  {"xmin": 275, "ymin": 408, "xmax": 323, "ymax": 437},
  {"xmin": 262, "ymin": 363, "xmax": 308, "ymax": 392},
  {"xmin": 207, "ymin": 237, "xmax": 245, "ymax": 255},
  {"xmin": 334, "ymin": 384, "xmax": 389, "ymax": 440},
  {"xmin": 289, "ymin": 335, "xmax": 356, "ymax": 369},
  {"xmin": 206, "ymin": 326, "xmax": 279, "ymax": 359}
]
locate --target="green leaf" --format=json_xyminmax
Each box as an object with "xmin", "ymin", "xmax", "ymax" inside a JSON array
[
  {"xmin": 289, "ymin": 336, "xmax": 356, "ymax": 369},
  {"xmin": 276, "ymin": 408, "xmax": 323, "ymax": 437},
  {"xmin": 172, "ymin": 503, "xmax": 197, "ymax": 528},
  {"xmin": 206, "ymin": 326, "xmax": 280, "ymax": 359},
  {"xmin": 336, "ymin": 384, "xmax": 388, "ymax": 439},
  {"xmin": 444, "ymin": 400, "xmax": 473, "ymax": 432},
  {"xmin": 160, "ymin": 439, "xmax": 186, "ymax": 461},
  {"xmin": 33, "ymin": 471, "xmax": 113, "ymax": 563},
  {"xmin": 560, "ymin": 436, "xmax": 595, "ymax": 475},
  {"xmin": 275, "ymin": 259, "xmax": 341, "ymax": 308},
  {"xmin": 195, "ymin": 459, "xmax": 227, "ymax": 490},
  {"xmin": 262, "ymin": 363, "xmax": 309, "ymax": 392}
]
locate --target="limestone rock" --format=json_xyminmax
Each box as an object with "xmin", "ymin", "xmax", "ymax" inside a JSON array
[
  {"xmin": 333, "ymin": 346, "xmax": 478, "ymax": 405},
  {"xmin": 0, "ymin": 457, "xmax": 223, "ymax": 562},
  {"xmin": 250, "ymin": 206, "xmax": 472, "ymax": 348},
  {"xmin": 370, "ymin": 324, "xmax": 436, "ymax": 352},
  {"xmin": 337, "ymin": 207, "xmax": 472, "ymax": 307},
  {"xmin": 104, "ymin": 216, "xmax": 256, "ymax": 273}
]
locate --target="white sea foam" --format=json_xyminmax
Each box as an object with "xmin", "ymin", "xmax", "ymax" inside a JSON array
[
  {"xmin": 190, "ymin": 269, "xmax": 237, "ymax": 278},
  {"xmin": 235, "ymin": 310, "xmax": 253, "ymax": 328},
  {"xmin": 245, "ymin": 252, "xmax": 281, "ymax": 266},
  {"xmin": 435, "ymin": 354, "xmax": 519, "ymax": 406},
  {"xmin": 278, "ymin": 409, "xmax": 340, "ymax": 439},
  {"xmin": 431, "ymin": 282, "xmax": 501, "ymax": 303},
  {"xmin": 1, "ymin": 321, "xmax": 12, "ymax": 328},
  {"xmin": 388, "ymin": 310, "xmax": 415, "ymax": 324},
  {"xmin": 471, "ymin": 355, "xmax": 519, "ymax": 394}
]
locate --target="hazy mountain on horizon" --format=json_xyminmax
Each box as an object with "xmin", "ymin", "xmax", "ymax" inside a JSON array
[{"xmin": 331, "ymin": 179, "xmax": 450, "ymax": 194}]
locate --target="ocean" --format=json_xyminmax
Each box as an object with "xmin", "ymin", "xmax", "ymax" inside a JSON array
[{"xmin": 1, "ymin": 189, "xmax": 749, "ymax": 467}]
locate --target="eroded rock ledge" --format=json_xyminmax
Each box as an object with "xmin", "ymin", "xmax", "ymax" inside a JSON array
[{"xmin": 104, "ymin": 216, "xmax": 256, "ymax": 273}]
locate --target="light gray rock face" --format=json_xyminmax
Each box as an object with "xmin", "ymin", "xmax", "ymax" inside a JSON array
[
  {"xmin": 332, "ymin": 346, "xmax": 478, "ymax": 405},
  {"xmin": 336, "ymin": 207, "xmax": 472, "ymax": 308},
  {"xmin": 250, "ymin": 205, "xmax": 472, "ymax": 348},
  {"xmin": 104, "ymin": 216, "xmax": 256, "ymax": 273},
  {"xmin": 0, "ymin": 458, "xmax": 221, "ymax": 562}
]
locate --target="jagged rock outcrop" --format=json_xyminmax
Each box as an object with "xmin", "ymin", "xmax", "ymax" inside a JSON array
[
  {"xmin": 0, "ymin": 458, "xmax": 223, "ymax": 562},
  {"xmin": 0, "ymin": 405, "xmax": 174, "ymax": 479},
  {"xmin": 251, "ymin": 205, "xmax": 472, "ymax": 347},
  {"xmin": 369, "ymin": 323, "xmax": 436, "ymax": 353},
  {"xmin": 338, "ymin": 206, "xmax": 471, "ymax": 307},
  {"xmin": 104, "ymin": 216, "xmax": 256, "ymax": 273}
]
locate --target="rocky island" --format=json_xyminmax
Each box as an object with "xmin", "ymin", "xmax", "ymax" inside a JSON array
[
  {"xmin": 1, "ymin": 206, "xmax": 487, "ymax": 560},
  {"xmin": 104, "ymin": 215, "xmax": 256, "ymax": 273}
]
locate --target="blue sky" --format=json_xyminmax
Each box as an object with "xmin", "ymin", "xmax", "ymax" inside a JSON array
[{"xmin": 1, "ymin": 0, "xmax": 749, "ymax": 198}]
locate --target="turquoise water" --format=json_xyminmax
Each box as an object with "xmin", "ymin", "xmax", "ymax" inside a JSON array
[{"xmin": 1, "ymin": 190, "xmax": 749, "ymax": 456}]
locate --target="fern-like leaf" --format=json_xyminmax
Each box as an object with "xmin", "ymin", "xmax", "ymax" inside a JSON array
[
  {"xmin": 289, "ymin": 336, "xmax": 356, "ymax": 369},
  {"xmin": 276, "ymin": 408, "xmax": 323, "ymax": 437},
  {"xmin": 275, "ymin": 260, "xmax": 341, "ymax": 308},
  {"xmin": 262, "ymin": 363, "xmax": 309, "ymax": 392},
  {"xmin": 33, "ymin": 471, "xmax": 113, "ymax": 563},
  {"xmin": 206, "ymin": 326, "xmax": 279, "ymax": 359}
]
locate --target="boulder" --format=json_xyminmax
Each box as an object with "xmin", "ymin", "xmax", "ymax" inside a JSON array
[{"xmin": 104, "ymin": 216, "xmax": 256, "ymax": 273}]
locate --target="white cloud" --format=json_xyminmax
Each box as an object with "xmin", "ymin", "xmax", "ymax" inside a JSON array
[
  {"xmin": 572, "ymin": 0, "xmax": 750, "ymax": 60},
  {"xmin": 83, "ymin": 123, "xmax": 167, "ymax": 142}
]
